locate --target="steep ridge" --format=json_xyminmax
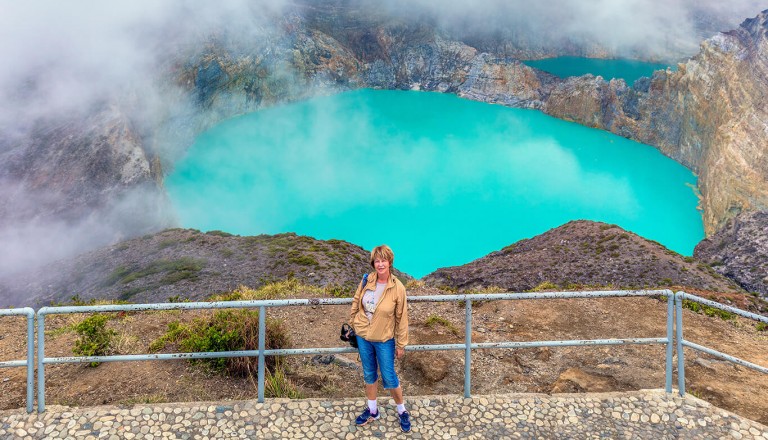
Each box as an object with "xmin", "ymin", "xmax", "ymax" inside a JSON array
[
  {"xmin": 695, "ymin": 210, "xmax": 768, "ymax": 296},
  {"xmin": 0, "ymin": 229, "xmax": 411, "ymax": 308},
  {"xmin": 423, "ymin": 220, "xmax": 743, "ymax": 295}
]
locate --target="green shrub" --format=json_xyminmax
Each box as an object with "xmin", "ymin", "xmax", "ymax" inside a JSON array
[
  {"xmin": 425, "ymin": 314, "xmax": 460, "ymax": 335},
  {"xmin": 682, "ymin": 300, "xmax": 735, "ymax": 321},
  {"xmin": 157, "ymin": 239, "xmax": 177, "ymax": 250},
  {"xmin": 529, "ymin": 281, "xmax": 559, "ymax": 292},
  {"xmin": 69, "ymin": 294, "xmax": 95, "ymax": 306},
  {"xmin": 324, "ymin": 283, "xmax": 352, "ymax": 298},
  {"xmin": 150, "ymin": 310, "xmax": 289, "ymax": 376},
  {"xmin": 103, "ymin": 258, "xmax": 206, "ymax": 287},
  {"xmin": 756, "ymin": 322, "xmax": 767, "ymax": 332},
  {"xmin": 207, "ymin": 230, "xmax": 234, "ymax": 237},
  {"xmin": 72, "ymin": 314, "xmax": 117, "ymax": 367}
]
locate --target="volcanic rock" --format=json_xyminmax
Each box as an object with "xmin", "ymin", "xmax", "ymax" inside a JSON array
[
  {"xmin": 695, "ymin": 210, "xmax": 768, "ymax": 297},
  {"xmin": 423, "ymin": 220, "xmax": 741, "ymax": 293}
]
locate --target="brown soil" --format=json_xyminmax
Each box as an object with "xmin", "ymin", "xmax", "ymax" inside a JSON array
[{"xmin": 1, "ymin": 285, "xmax": 766, "ymax": 425}]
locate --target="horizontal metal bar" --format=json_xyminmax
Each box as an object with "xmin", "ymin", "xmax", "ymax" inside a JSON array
[
  {"xmin": 0, "ymin": 307, "xmax": 35, "ymax": 317},
  {"xmin": 264, "ymin": 347, "xmax": 360, "ymax": 356},
  {"xmin": 681, "ymin": 340, "xmax": 768, "ymax": 374},
  {"xmin": 472, "ymin": 338, "xmax": 667, "ymax": 349},
  {"xmin": 43, "ymin": 350, "xmax": 267, "ymax": 364},
  {"xmin": 410, "ymin": 290, "xmax": 670, "ymax": 303},
  {"xmin": 37, "ymin": 298, "xmax": 355, "ymax": 315},
  {"xmin": 405, "ymin": 343, "xmax": 466, "ymax": 351},
  {"xmin": 0, "ymin": 360, "xmax": 28, "ymax": 368},
  {"xmin": 677, "ymin": 292, "xmax": 768, "ymax": 323},
  {"xmin": 44, "ymin": 336, "xmax": 670, "ymax": 365},
  {"xmin": 37, "ymin": 290, "xmax": 672, "ymax": 316},
  {"xmin": 406, "ymin": 338, "xmax": 667, "ymax": 351}
]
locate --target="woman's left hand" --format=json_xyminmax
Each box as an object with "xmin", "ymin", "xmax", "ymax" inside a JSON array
[{"xmin": 395, "ymin": 347, "xmax": 405, "ymax": 359}]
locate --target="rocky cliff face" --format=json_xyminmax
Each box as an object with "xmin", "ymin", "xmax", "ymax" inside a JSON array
[
  {"xmin": 0, "ymin": 105, "xmax": 171, "ymax": 276},
  {"xmin": 586, "ymin": 12, "xmax": 768, "ymax": 234},
  {"xmin": 694, "ymin": 210, "xmax": 768, "ymax": 297}
]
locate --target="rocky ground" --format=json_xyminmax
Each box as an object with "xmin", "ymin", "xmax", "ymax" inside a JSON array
[{"xmin": 695, "ymin": 210, "xmax": 768, "ymax": 297}]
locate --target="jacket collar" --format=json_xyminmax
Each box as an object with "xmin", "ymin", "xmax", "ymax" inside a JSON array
[{"xmin": 368, "ymin": 271, "xmax": 395, "ymax": 289}]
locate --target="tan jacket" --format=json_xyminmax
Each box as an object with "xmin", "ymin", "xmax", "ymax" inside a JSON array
[{"xmin": 349, "ymin": 272, "xmax": 409, "ymax": 349}]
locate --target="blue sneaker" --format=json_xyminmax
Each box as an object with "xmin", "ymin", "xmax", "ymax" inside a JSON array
[
  {"xmin": 355, "ymin": 407, "xmax": 380, "ymax": 426},
  {"xmin": 398, "ymin": 410, "xmax": 411, "ymax": 432}
]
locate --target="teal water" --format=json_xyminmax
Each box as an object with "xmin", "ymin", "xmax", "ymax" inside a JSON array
[
  {"xmin": 523, "ymin": 57, "xmax": 670, "ymax": 84},
  {"xmin": 166, "ymin": 89, "xmax": 703, "ymax": 278}
]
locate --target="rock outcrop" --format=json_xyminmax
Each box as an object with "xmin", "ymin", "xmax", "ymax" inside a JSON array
[
  {"xmin": 694, "ymin": 210, "xmax": 768, "ymax": 297},
  {"xmin": 423, "ymin": 220, "xmax": 741, "ymax": 294}
]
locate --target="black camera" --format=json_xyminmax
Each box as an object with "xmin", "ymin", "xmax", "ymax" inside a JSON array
[{"xmin": 340, "ymin": 323, "xmax": 358, "ymax": 348}]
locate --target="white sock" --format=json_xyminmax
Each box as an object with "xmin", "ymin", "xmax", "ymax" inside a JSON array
[
  {"xmin": 397, "ymin": 403, "xmax": 406, "ymax": 414},
  {"xmin": 367, "ymin": 399, "xmax": 378, "ymax": 414}
]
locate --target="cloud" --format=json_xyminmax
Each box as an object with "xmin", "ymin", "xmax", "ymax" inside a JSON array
[
  {"xmin": 397, "ymin": 0, "xmax": 766, "ymax": 59},
  {"xmin": 0, "ymin": 1, "xmax": 297, "ymax": 137}
]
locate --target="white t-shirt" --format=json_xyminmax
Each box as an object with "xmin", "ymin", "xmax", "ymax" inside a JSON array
[{"xmin": 362, "ymin": 282, "xmax": 387, "ymax": 321}]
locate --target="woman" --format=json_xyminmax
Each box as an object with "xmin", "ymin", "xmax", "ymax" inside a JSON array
[{"xmin": 349, "ymin": 244, "xmax": 410, "ymax": 433}]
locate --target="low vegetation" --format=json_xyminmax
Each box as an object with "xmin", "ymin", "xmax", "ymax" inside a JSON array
[
  {"xmin": 72, "ymin": 314, "xmax": 117, "ymax": 367},
  {"xmin": 104, "ymin": 257, "xmax": 207, "ymax": 287},
  {"xmin": 424, "ymin": 314, "xmax": 460, "ymax": 336},
  {"xmin": 149, "ymin": 309, "xmax": 288, "ymax": 375},
  {"xmin": 529, "ymin": 281, "xmax": 559, "ymax": 292},
  {"xmin": 208, "ymin": 279, "xmax": 354, "ymax": 302},
  {"xmin": 682, "ymin": 299, "xmax": 736, "ymax": 321}
]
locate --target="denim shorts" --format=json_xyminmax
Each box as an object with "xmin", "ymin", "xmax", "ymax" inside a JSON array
[{"xmin": 355, "ymin": 336, "xmax": 400, "ymax": 389}]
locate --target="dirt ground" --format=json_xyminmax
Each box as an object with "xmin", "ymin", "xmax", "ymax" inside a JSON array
[{"xmin": 1, "ymin": 287, "xmax": 766, "ymax": 425}]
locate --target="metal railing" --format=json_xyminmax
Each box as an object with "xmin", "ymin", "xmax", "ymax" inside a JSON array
[
  {"xmin": 674, "ymin": 291, "xmax": 768, "ymax": 394},
  {"xmin": 1, "ymin": 289, "xmax": 763, "ymax": 413},
  {"xmin": 33, "ymin": 289, "xmax": 676, "ymax": 413},
  {"xmin": 0, "ymin": 308, "xmax": 35, "ymax": 413}
]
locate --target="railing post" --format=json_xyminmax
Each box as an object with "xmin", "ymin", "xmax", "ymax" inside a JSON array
[
  {"xmin": 258, "ymin": 305, "xmax": 266, "ymax": 403},
  {"xmin": 37, "ymin": 313, "xmax": 46, "ymax": 413},
  {"xmin": 464, "ymin": 296, "xmax": 472, "ymax": 398},
  {"xmin": 675, "ymin": 292, "xmax": 685, "ymax": 396},
  {"xmin": 26, "ymin": 310, "xmax": 34, "ymax": 413},
  {"xmin": 665, "ymin": 292, "xmax": 674, "ymax": 393}
]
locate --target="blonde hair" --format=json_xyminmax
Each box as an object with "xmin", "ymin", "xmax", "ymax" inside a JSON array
[{"xmin": 369, "ymin": 244, "xmax": 394, "ymax": 269}]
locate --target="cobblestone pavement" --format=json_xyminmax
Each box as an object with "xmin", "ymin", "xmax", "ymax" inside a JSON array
[{"xmin": 1, "ymin": 390, "xmax": 766, "ymax": 439}]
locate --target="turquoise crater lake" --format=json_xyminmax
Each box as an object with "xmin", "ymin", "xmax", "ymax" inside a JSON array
[
  {"xmin": 166, "ymin": 89, "xmax": 703, "ymax": 278},
  {"xmin": 522, "ymin": 57, "xmax": 670, "ymax": 84}
]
